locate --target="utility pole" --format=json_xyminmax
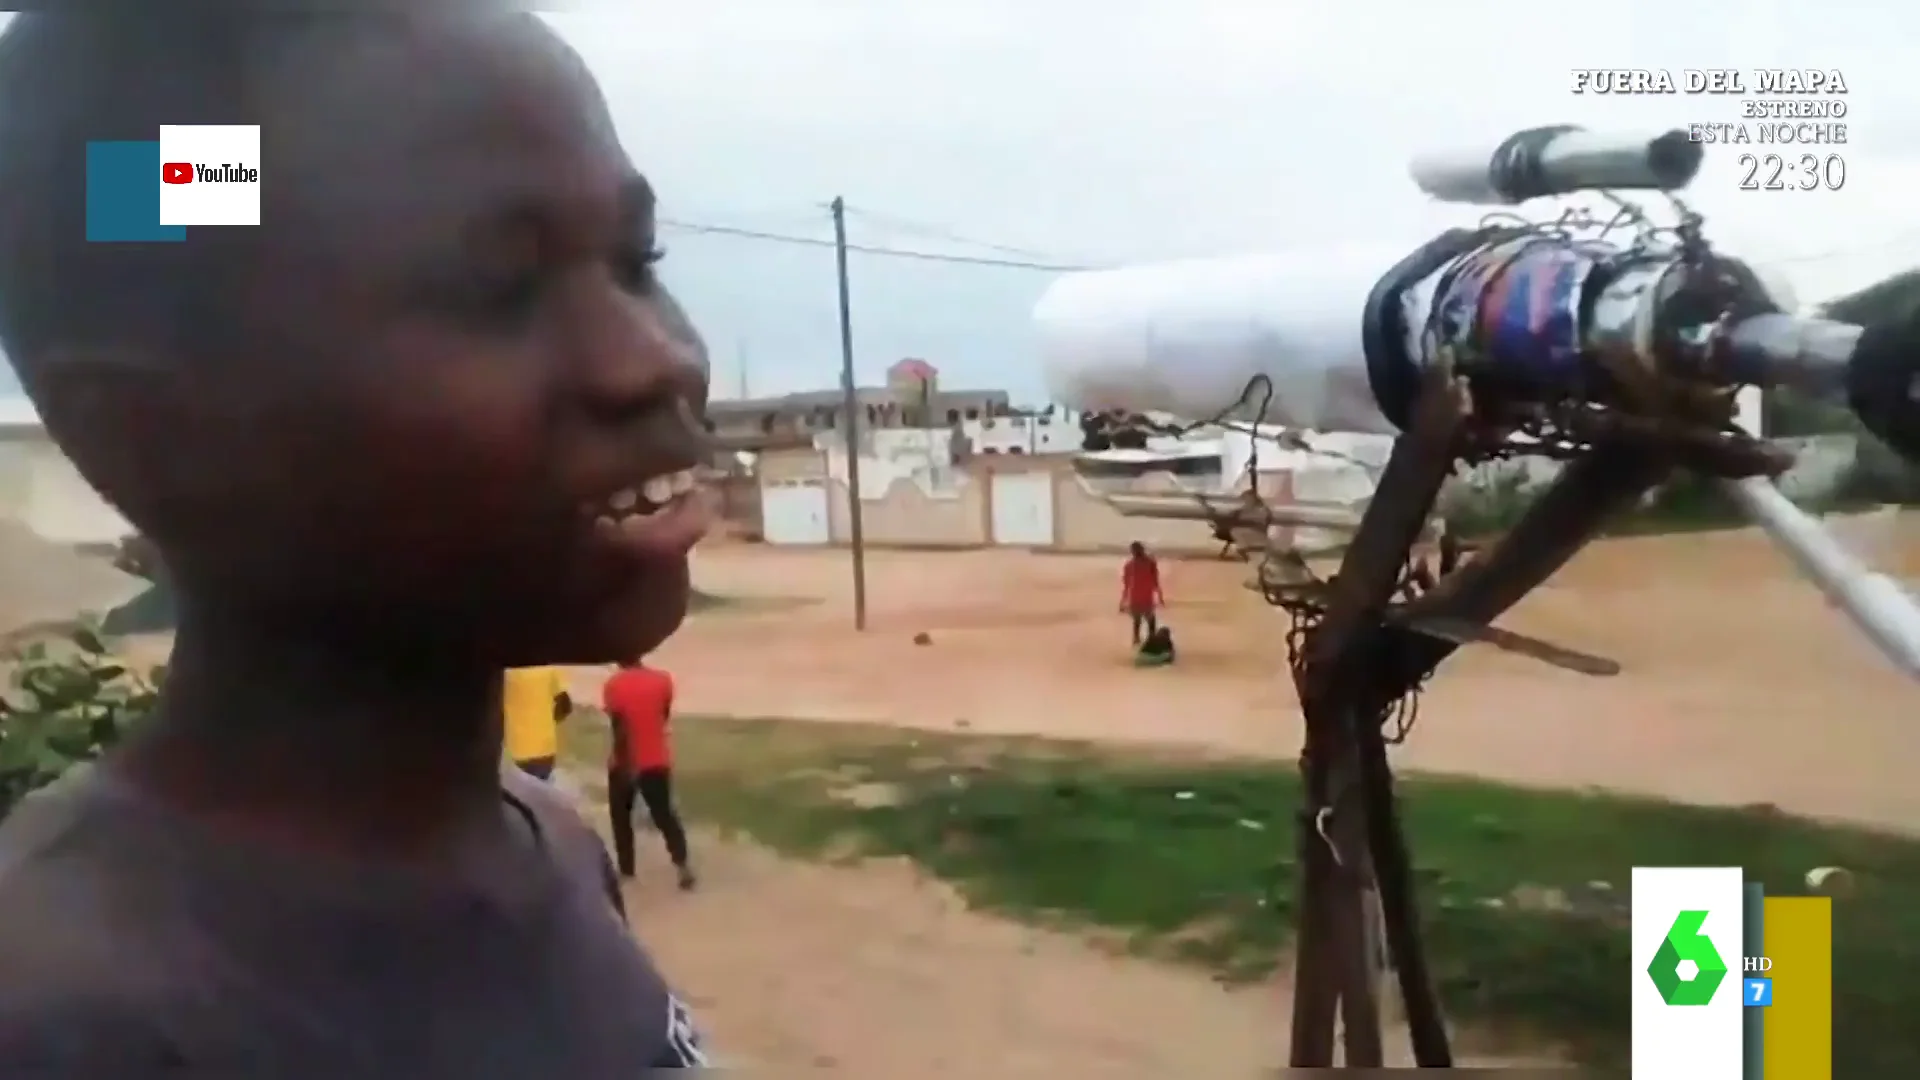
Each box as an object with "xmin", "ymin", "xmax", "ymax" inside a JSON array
[
  {"xmin": 831, "ymin": 196, "xmax": 869, "ymax": 631},
  {"xmin": 735, "ymin": 339, "xmax": 751, "ymax": 400}
]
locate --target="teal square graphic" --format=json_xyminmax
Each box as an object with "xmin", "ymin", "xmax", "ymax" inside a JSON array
[{"xmin": 86, "ymin": 141, "xmax": 186, "ymax": 243}]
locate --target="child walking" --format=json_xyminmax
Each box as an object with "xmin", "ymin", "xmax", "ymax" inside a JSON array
[
  {"xmin": 601, "ymin": 658, "xmax": 696, "ymax": 890},
  {"xmin": 1119, "ymin": 541, "xmax": 1166, "ymax": 645}
]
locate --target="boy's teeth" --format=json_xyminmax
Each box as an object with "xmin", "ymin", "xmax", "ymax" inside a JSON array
[
  {"xmin": 594, "ymin": 470, "xmax": 699, "ymax": 519},
  {"xmin": 642, "ymin": 474, "xmax": 677, "ymax": 506}
]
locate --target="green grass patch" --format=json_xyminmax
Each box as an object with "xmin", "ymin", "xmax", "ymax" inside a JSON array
[{"xmin": 567, "ymin": 716, "xmax": 1920, "ymax": 1071}]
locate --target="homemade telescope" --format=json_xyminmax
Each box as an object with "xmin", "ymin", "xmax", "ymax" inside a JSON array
[
  {"xmin": 1032, "ymin": 125, "xmax": 1920, "ymax": 1071},
  {"xmin": 1037, "ymin": 125, "xmax": 1920, "ymax": 680}
]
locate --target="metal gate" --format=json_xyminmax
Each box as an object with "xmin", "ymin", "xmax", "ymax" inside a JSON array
[
  {"xmin": 990, "ymin": 472, "xmax": 1055, "ymax": 546},
  {"xmin": 760, "ymin": 481, "xmax": 831, "ymax": 545}
]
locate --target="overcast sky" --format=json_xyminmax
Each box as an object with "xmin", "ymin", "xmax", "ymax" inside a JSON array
[{"xmin": 4, "ymin": 2, "xmax": 1919, "ymax": 403}]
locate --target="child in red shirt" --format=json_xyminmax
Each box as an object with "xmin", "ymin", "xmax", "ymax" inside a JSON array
[
  {"xmin": 602, "ymin": 659, "xmax": 696, "ymax": 890},
  {"xmin": 1119, "ymin": 541, "xmax": 1165, "ymax": 645}
]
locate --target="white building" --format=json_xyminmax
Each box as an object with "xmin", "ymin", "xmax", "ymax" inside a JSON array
[
  {"xmin": 0, "ymin": 396, "xmax": 133, "ymax": 549},
  {"xmin": 957, "ymin": 410, "xmax": 1082, "ymax": 456},
  {"xmin": 813, "ymin": 426, "xmax": 964, "ymax": 495}
]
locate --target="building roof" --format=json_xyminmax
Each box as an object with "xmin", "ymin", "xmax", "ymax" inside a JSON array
[
  {"xmin": 889, "ymin": 357, "xmax": 938, "ymax": 380},
  {"xmin": 705, "ymin": 383, "xmax": 1012, "ymax": 420},
  {"xmin": 707, "ymin": 388, "xmax": 893, "ymax": 416}
]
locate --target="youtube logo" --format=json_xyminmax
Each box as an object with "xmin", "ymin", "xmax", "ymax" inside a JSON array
[{"xmin": 151, "ymin": 126, "xmax": 262, "ymax": 229}]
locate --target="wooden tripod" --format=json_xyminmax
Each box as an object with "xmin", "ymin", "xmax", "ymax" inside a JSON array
[
  {"xmin": 1284, "ymin": 372, "xmax": 1465, "ymax": 1068},
  {"xmin": 1280, "ymin": 370, "xmax": 1676, "ymax": 1068}
]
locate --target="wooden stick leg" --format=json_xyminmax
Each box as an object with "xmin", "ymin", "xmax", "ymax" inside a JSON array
[
  {"xmin": 1288, "ymin": 847, "xmax": 1339, "ymax": 1066},
  {"xmin": 1288, "ymin": 754, "xmax": 1340, "ymax": 1067},
  {"xmin": 1291, "ymin": 718, "xmax": 1390, "ymax": 1067},
  {"xmin": 1358, "ymin": 713, "xmax": 1453, "ymax": 1066},
  {"xmin": 1284, "ymin": 372, "xmax": 1467, "ymax": 1070},
  {"xmin": 1331, "ymin": 867, "xmax": 1385, "ymax": 1066},
  {"xmin": 1326, "ymin": 738, "xmax": 1386, "ymax": 1068}
]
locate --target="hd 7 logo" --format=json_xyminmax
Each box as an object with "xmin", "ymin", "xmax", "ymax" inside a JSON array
[{"xmin": 1647, "ymin": 910, "xmax": 1730, "ymax": 1005}]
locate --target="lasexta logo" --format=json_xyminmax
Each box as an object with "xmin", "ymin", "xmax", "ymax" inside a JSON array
[
  {"xmin": 1647, "ymin": 910, "xmax": 1729, "ymax": 1005},
  {"xmin": 161, "ymin": 162, "xmax": 193, "ymax": 185}
]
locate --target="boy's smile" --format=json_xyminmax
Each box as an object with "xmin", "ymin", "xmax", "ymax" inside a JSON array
[
  {"xmin": 583, "ymin": 465, "xmax": 712, "ymax": 556},
  {"xmin": 283, "ymin": 19, "xmax": 716, "ymax": 666}
]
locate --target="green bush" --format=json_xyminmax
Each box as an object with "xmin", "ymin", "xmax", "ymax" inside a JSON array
[
  {"xmin": 1832, "ymin": 434, "xmax": 1920, "ymax": 506},
  {"xmin": 1439, "ymin": 468, "xmax": 1536, "ymax": 538},
  {"xmin": 0, "ymin": 622, "xmax": 157, "ymax": 819},
  {"xmin": 1608, "ymin": 470, "xmax": 1749, "ymax": 535},
  {"xmin": 1442, "ymin": 452, "xmax": 1897, "ymax": 540},
  {"xmin": 1441, "ymin": 467, "xmax": 1754, "ymax": 538},
  {"xmin": 1763, "ymin": 388, "xmax": 1858, "ymax": 438}
]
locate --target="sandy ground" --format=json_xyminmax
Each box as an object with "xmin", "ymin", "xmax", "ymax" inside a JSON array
[
  {"xmin": 0, "ymin": 520, "xmax": 140, "ymax": 640},
  {"xmin": 563, "ymin": 525, "xmax": 1920, "ymax": 1073},
  {"xmin": 605, "ymin": 829, "xmax": 1556, "ymax": 1077},
  {"xmin": 643, "ymin": 525, "xmax": 1920, "ymax": 832}
]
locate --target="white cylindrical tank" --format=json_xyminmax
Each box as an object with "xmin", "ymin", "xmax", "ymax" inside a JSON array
[{"xmin": 1033, "ymin": 246, "xmax": 1425, "ymax": 435}]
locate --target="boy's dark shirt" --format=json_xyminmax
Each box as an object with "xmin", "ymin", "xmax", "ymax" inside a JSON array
[{"xmin": 0, "ymin": 762, "xmax": 708, "ymax": 1076}]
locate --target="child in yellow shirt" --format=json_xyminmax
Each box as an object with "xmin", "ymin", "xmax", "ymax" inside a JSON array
[{"xmin": 503, "ymin": 666, "xmax": 571, "ymax": 780}]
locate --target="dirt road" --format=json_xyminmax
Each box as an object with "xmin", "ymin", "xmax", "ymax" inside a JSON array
[
  {"xmin": 614, "ymin": 826, "xmax": 1553, "ymax": 1076},
  {"xmin": 559, "ymin": 526, "xmax": 1917, "ymax": 1074},
  {"xmin": 641, "ymin": 526, "xmax": 1920, "ymax": 831}
]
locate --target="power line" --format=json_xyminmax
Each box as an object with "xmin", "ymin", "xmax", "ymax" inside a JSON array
[
  {"xmin": 664, "ymin": 211, "xmax": 1920, "ymax": 277},
  {"xmin": 837, "ymin": 203, "xmax": 1076, "ymax": 262},
  {"xmin": 657, "ymin": 217, "xmax": 1096, "ymax": 272}
]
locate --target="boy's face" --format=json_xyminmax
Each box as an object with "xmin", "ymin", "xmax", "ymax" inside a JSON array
[{"xmin": 122, "ymin": 19, "xmax": 713, "ymax": 666}]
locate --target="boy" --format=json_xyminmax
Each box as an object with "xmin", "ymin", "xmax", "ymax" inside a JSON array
[
  {"xmin": 0, "ymin": 12, "xmax": 714, "ymax": 1075},
  {"xmin": 502, "ymin": 665, "xmax": 572, "ymax": 781},
  {"xmin": 601, "ymin": 658, "xmax": 695, "ymax": 890},
  {"xmin": 1119, "ymin": 541, "xmax": 1166, "ymax": 645}
]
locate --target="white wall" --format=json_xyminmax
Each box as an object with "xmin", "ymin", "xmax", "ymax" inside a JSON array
[
  {"xmin": 1218, "ymin": 426, "xmax": 1389, "ymax": 485},
  {"xmin": 816, "ymin": 427, "xmax": 966, "ymax": 499},
  {"xmin": 0, "ymin": 432, "xmax": 133, "ymax": 547},
  {"xmin": 960, "ymin": 412, "xmax": 1080, "ymax": 455},
  {"xmin": 0, "ymin": 437, "xmax": 33, "ymax": 510}
]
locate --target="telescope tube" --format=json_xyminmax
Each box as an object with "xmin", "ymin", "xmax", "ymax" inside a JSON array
[
  {"xmin": 1037, "ymin": 235, "xmax": 1920, "ymax": 459},
  {"xmin": 1408, "ymin": 126, "xmax": 1704, "ymax": 205},
  {"xmin": 1033, "ymin": 247, "xmax": 1416, "ymax": 435}
]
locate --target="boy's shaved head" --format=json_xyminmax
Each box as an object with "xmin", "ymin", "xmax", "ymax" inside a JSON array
[
  {"xmin": 0, "ymin": 13, "xmax": 714, "ymax": 668},
  {"xmin": 0, "ymin": 13, "xmax": 257, "ymax": 378},
  {"xmin": 0, "ymin": 12, "xmax": 630, "ymax": 376}
]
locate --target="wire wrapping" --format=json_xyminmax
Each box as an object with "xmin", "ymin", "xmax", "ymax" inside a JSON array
[{"xmin": 1122, "ymin": 374, "xmax": 1437, "ymax": 743}]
